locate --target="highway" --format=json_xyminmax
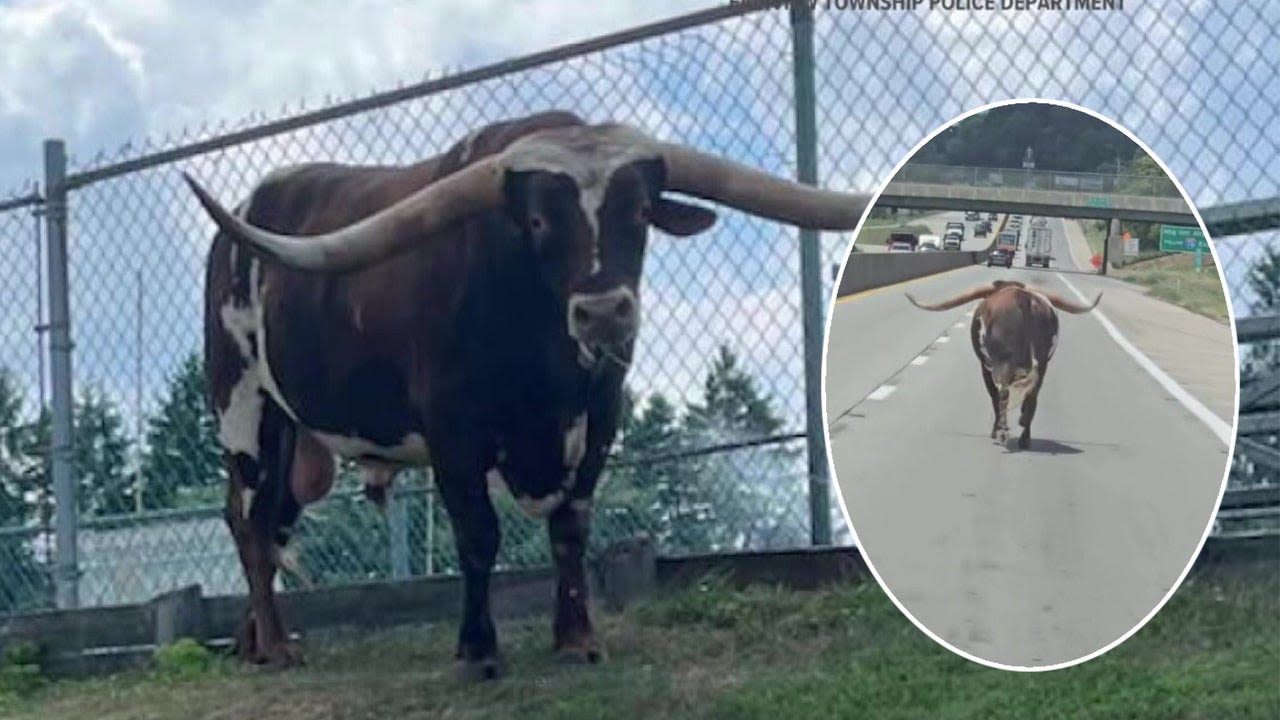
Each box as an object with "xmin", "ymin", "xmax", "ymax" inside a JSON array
[
  {"xmin": 858, "ymin": 210, "xmax": 1000, "ymax": 253},
  {"xmin": 825, "ymin": 215, "xmax": 1235, "ymax": 668}
]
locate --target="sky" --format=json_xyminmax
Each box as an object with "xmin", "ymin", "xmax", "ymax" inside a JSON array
[{"xmin": 0, "ymin": 0, "xmax": 1276, "ymax": 448}]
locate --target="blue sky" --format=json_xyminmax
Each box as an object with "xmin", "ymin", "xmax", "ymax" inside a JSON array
[{"xmin": 0, "ymin": 0, "xmax": 1276, "ymax": 442}]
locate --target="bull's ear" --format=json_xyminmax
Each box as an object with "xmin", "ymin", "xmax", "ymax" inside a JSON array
[{"xmin": 650, "ymin": 197, "xmax": 717, "ymax": 237}]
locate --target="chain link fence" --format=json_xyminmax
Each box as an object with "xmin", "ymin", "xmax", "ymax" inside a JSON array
[{"xmin": 0, "ymin": 2, "xmax": 1276, "ymax": 612}]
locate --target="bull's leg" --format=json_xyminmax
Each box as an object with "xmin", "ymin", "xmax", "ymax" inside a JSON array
[
  {"xmin": 221, "ymin": 408, "xmax": 304, "ymax": 669},
  {"xmin": 433, "ymin": 451, "xmax": 503, "ymax": 681},
  {"xmin": 994, "ymin": 386, "xmax": 1010, "ymax": 445},
  {"xmin": 549, "ymin": 499, "xmax": 601, "ymax": 663},
  {"xmin": 980, "ymin": 365, "xmax": 1001, "ymax": 439},
  {"xmin": 1017, "ymin": 371, "xmax": 1048, "ymax": 450}
]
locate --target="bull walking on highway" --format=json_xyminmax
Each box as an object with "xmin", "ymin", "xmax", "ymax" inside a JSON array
[
  {"xmin": 183, "ymin": 110, "xmax": 870, "ymax": 679},
  {"xmin": 905, "ymin": 280, "xmax": 1101, "ymax": 450}
]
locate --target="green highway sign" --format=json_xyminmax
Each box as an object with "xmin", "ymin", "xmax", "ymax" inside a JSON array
[
  {"xmin": 1085, "ymin": 196, "xmax": 1111, "ymax": 208},
  {"xmin": 1159, "ymin": 225, "xmax": 1210, "ymax": 253}
]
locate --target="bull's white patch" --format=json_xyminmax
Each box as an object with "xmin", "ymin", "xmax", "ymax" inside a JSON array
[
  {"xmin": 515, "ymin": 490, "xmax": 565, "ymax": 518},
  {"xmin": 976, "ymin": 315, "xmax": 991, "ymax": 367},
  {"xmin": 563, "ymin": 413, "xmax": 588, "ymax": 486},
  {"xmin": 241, "ymin": 487, "xmax": 255, "ymax": 520},
  {"xmin": 505, "ymin": 125, "xmax": 659, "ymax": 276},
  {"xmin": 569, "ymin": 497, "xmax": 592, "ymax": 512}
]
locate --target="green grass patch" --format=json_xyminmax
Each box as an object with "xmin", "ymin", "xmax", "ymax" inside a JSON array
[
  {"xmin": 1113, "ymin": 253, "xmax": 1230, "ymax": 322},
  {"xmin": 2, "ymin": 569, "xmax": 1275, "ymax": 720},
  {"xmin": 855, "ymin": 223, "xmax": 932, "ymax": 249}
]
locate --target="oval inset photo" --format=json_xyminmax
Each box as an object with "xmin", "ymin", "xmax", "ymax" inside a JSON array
[{"xmin": 822, "ymin": 99, "xmax": 1238, "ymax": 670}]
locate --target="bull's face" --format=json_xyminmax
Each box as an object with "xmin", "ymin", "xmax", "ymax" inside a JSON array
[{"xmin": 503, "ymin": 159, "xmax": 717, "ymax": 352}]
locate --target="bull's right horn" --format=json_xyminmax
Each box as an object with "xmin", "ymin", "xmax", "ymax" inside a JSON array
[
  {"xmin": 181, "ymin": 155, "xmax": 506, "ymax": 273},
  {"xmin": 905, "ymin": 285, "xmax": 998, "ymax": 311}
]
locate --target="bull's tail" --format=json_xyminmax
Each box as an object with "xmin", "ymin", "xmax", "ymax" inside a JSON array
[
  {"xmin": 1038, "ymin": 289, "xmax": 1102, "ymax": 314},
  {"xmin": 905, "ymin": 284, "xmax": 1001, "ymax": 311}
]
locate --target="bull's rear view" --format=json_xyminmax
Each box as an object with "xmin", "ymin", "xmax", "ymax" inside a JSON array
[{"xmin": 906, "ymin": 280, "xmax": 1101, "ymax": 449}]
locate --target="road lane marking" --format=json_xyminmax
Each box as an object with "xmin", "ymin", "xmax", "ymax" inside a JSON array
[
  {"xmin": 1055, "ymin": 272, "xmax": 1232, "ymax": 446},
  {"xmin": 867, "ymin": 384, "xmax": 897, "ymax": 401},
  {"xmin": 911, "ymin": 355, "xmax": 930, "ymax": 366},
  {"xmin": 954, "ymin": 321, "xmax": 966, "ymax": 328},
  {"xmin": 935, "ymin": 336, "xmax": 950, "ymax": 343}
]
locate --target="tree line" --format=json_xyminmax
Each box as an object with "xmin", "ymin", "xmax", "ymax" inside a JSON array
[{"xmin": 0, "ymin": 343, "xmax": 808, "ymax": 606}]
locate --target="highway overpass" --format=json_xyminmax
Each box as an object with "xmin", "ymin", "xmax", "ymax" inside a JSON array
[{"xmin": 876, "ymin": 164, "xmax": 1198, "ymax": 225}]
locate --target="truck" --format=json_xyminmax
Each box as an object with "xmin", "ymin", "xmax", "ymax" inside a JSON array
[
  {"xmin": 1025, "ymin": 227, "xmax": 1053, "ymax": 268},
  {"xmin": 917, "ymin": 234, "xmax": 942, "ymax": 252},
  {"xmin": 942, "ymin": 231, "xmax": 963, "ymax": 251}
]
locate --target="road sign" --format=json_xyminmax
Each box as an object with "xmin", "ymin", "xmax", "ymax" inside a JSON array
[
  {"xmin": 1159, "ymin": 225, "xmax": 1210, "ymax": 253},
  {"xmin": 1123, "ymin": 234, "xmax": 1139, "ymax": 257},
  {"xmin": 1085, "ymin": 196, "xmax": 1111, "ymax": 208}
]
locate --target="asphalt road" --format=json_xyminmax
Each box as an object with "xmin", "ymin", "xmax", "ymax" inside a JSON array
[
  {"xmin": 825, "ymin": 216, "xmax": 1233, "ymax": 668},
  {"xmin": 860, "ymin": 210, "xmax": 999, "ymax": 253}
]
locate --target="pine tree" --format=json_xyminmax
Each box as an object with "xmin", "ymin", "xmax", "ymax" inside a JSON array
[
  {"xmin": 141, "ymin": 353, "xmax": 225, "ymax": 509},
  {"xmin": 74, "ymin": 387, "xmax": 133, "ymax": 516}
]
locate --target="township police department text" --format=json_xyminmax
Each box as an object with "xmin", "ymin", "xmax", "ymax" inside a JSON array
[{"xmin": 730, "ymin": 0, "xmax": 1124, "ymax": 11}]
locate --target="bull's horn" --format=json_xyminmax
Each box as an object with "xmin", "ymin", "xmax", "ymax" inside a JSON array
[
  {"xmin": 904, "ymin": 285, "xmax": 998, "ymax": 311},
  {"xmin": 655, "ymin": 142, "xmax": 871, "ymax": 230},
  {"xmin": 1039, "ymin": 290, "xmax": 1102, "ymax": 314},
  {"xmin": 181, "ymin": 156, "xmax": 506, "ymax": 273}
]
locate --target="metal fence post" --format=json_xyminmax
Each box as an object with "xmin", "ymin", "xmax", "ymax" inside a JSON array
[
  {"xmin": 387, "ymin": 480, "xmax": 410, "ymax": 580},
  {"xmin": 790, "ymin": 1, "xmax": 831, "ymax": 546},
  {"xmin": 43, "ymin": 139, "xmax": 79, "ymax": 609}
]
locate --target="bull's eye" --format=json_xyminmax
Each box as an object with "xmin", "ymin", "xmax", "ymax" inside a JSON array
[{"xmin": 529, "ymin": 214, "xmax": 547, "ymax": 234}]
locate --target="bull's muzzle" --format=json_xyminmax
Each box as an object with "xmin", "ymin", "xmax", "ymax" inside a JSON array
[{"xmin": 568, "ymin": 286, "xmax": 638, "ymax": 347}]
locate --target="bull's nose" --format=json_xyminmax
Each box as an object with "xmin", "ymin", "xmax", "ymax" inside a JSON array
[{"xmin": 568, "ymin": 287, "xmax": 637, "ymax": 342}]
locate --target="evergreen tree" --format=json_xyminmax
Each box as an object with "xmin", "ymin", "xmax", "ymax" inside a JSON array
[
  {"xmin": 1245, "ymin": 245, "xmax": 1280, "ymax": 371},
  {"xmin": 0, "ymin": 370, "xmax": 53, "ymax": 611},
  {"xmin": 74, "ymin": 387, "xmax": 133, "ymax": 516},
  {"xmin": 141, "ymin": 353, "xmax": 225, "ymax": 509}
]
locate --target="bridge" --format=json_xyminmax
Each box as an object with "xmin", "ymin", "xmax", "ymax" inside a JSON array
[{"xmin": 876, "ymin": 163, "xmax": 1198, "ymax": 225}]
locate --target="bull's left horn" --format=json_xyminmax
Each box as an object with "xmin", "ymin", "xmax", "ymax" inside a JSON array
[
  {"xmin": 1040, "ymin": 290, "xmax": 1102, "ymax": 314},
  {"xmin": 655, "ymin": 142, "xmax": 872, "ymax": 230}
]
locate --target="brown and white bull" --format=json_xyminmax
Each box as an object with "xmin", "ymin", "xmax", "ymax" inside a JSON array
[
  {"xmin": 184, "ymin": 110, "xmax": 870, "ymax": 679},
  {"xmin": 905, "ymin": 280, "xmax": 1101, "ymax": 449}
]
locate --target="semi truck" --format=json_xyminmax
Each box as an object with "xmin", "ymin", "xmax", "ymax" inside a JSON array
[{"xmin": 1025, "ymin": 226, "xmax": 1053, "ymax": 268}]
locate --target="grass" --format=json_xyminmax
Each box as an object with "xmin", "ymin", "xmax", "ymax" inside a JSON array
[
  {"xmin": 1113, "ymin": 253, "xmax": 1231, "ymax": 322},
  {"xmin": 2, "ymin": 569, "xmax": 1275, "ymax": 720},
  {"xmin": 855, "ymin": 223, "xmax": 931, "ymax": 248},
  {"xmin": 1080, "ymin": 222, "xmax": 1229, "ymax": 322}
]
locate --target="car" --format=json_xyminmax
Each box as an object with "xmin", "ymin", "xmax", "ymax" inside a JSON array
[
  {"xmin": 964, "ymin": 211, "xmax": 980, "ymax": 220},
  {"xmin": 943, "ymin": 236, "xmax": 962, "ymax": 251},
  {"xmin": 918, "ymin": 244, "xmax": 940, "ymax": 252},
  {"xmin": 1031, "ymin": 216, "xmax": 1048, "ymax": 228},
  {"xmin": 917, "ymin": 234, "xmax": 941, "ymax": 252},
  {"xmin": 973, "ymin": 222, "xmax": 989, "ymax": 237},
  {"xmin": 987, "ymin": 246, "xmax": 1014, "ymax": 268},
  {"xmin": 988, "ymin": 212, "xmax": 998, "ymax": 222},
  {"xmin": 889, "ymin": 241, "xmax": 915, "ymax": 253}
]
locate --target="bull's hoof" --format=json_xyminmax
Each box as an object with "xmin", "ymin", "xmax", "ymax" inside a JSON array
[
  {"xmin": 556, "ymin": 639, "xmax": 604, "ymax": 665},
  {"xmin": 1017, "ymin": 433, "xmax": 1030, "ymax": 450},
  {"xmin": 457, "ymin": 654, "xmax": 505, "ymax": 682},
  {"xmin": 994, "ymin": 429, "xmax": 1008, "ymax": 445}
]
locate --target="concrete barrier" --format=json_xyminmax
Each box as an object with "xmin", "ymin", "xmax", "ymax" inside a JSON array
[{"xmin": 837, "ymin": 249, "xmax": 986, "ymax": 297}]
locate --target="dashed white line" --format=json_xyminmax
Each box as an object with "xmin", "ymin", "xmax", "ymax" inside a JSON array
[
  {"xmin": 954, "ymin": 321, "xmax": 966, "ymax": 328},
  {"xmin": 935, "ymin": 336, "xmax": 950, "ymax": 344},
  {"xmin": 867, "ymin": 384, "xmax": 898, "ymax": 401},
  {"xmin": 911, "ymin": 355, "xmax": 930, "ymax": 366}
]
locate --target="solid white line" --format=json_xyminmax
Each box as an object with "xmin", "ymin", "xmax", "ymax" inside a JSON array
[
  {"xmin": 1055, "ymin": 273, "xmax": 1232, "ymax": 446},
  {"xmin": 911, "ymin": 355, "xmax": 930, "ymax": 366},
  {"xmin": 867, "ymin": 384, "xmax": 898, "ymax": 401}
]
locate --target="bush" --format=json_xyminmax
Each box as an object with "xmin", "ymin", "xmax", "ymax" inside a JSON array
[{"xmin": 153, "ymin": 638, "xmax": 217, "ymax": 680}]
